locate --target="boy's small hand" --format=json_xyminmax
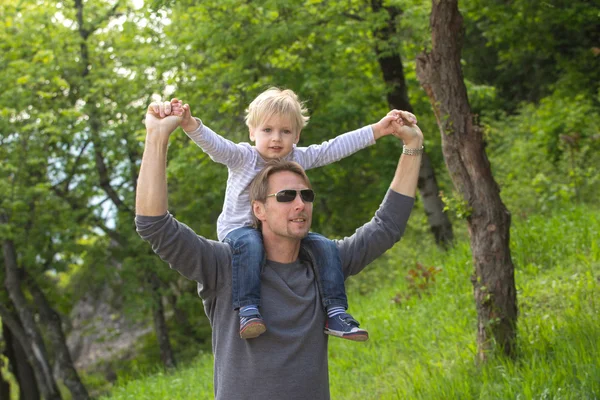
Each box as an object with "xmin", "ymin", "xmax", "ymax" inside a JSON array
[
  {"xmin": 180, "ymin": 102, "xmax": 200, "ymax": 133},
  {"xmin": 372, "ymin": 110, "xmax": 418, "ymax": 140}
]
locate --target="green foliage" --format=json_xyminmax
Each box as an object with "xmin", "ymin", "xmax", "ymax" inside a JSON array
[
  {"xmin": 486, "ymin": 92, "xmax": 600, "ymax": 213},
  {"xmin": 440, "ymin": 190, "xmax": 472, "ymax": 219},
  {"xmin": 462, "ymin": 0, "xmax": 600, "ymax": 107}
]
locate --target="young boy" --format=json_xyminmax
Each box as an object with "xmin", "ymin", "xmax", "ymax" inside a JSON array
[{"xmin": 172, "ymin": 88, "xmax": 415, "ymax": 340}]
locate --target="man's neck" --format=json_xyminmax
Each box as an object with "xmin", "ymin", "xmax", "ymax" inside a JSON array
[{"xmin": 262, "ymin": 232, "xmax": 301, "ymax": 264}]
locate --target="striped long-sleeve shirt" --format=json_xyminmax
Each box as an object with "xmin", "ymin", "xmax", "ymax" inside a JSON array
[{"xmin": 185, "ymin": 119, "xmax": 376, "ymax": 240}]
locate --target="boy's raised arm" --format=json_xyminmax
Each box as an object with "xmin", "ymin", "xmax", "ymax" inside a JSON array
[
  {"xmin": 177, "ymin": 101, "xmax": 251, "ymax": 169},
  {"xmin": 294, "ymin": 110, "xmax": 417, "ymax": 170}
]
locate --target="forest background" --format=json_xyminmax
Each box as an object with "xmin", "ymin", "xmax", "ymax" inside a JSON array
[{"xmin": 1, "ymin": 0, "xmax": 599, "ymax": 399}]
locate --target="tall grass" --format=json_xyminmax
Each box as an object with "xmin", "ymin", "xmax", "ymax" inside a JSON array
[{"xmin": 102, "ymin": 205, "xmax": 599, "ymax": 399}]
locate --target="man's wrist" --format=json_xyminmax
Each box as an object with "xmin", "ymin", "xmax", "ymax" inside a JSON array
[
  {"xmin": 403, "ymin": 136, "xmax": 424, "ymax": 149},
  {"xmin": 145, "ymin": 131, "xmax": 171, "ymax": 148}
]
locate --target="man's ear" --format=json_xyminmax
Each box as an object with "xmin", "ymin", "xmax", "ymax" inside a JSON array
[{"xmin": 253, "ymin": 201, "xmax": 266, "ymax": 222}]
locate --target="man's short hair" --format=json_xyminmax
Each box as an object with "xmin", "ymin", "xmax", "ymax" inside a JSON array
[
  {"xmin": 245, "ymin": 87, "xmax": 310, "ymax": 134},
  {"xmin": 249, "ymin": 160, "xmax": 312, "ymax": 229}
]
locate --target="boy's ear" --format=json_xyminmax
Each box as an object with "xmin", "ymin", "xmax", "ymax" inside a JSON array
[
  {"xmin": 249, "ymin": 127, "xmax": 256, "ymax": 142},
  {"xmin": 294, "ymin": 131, "xmax": 301, "ymax": 144}
]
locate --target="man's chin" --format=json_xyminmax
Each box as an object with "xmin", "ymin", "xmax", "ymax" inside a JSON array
[{"xmin": 289, "ymin": 229, "xmax": 310, "ymax": 239}]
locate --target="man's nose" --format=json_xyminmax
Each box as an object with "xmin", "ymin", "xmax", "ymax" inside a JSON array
[{"xmin": 293, "ymin": 194, "xmax": 305, "ymax": 210}]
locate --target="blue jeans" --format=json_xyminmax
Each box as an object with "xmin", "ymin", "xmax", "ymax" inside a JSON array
[{"xmin": 225, "ymin": 226, "xmax": 348, "ymax": 310}]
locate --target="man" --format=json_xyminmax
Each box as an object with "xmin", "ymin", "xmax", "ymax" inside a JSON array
[{"xmin": 135, "ymin": 100, "xmax": 423, "ymax": 399}]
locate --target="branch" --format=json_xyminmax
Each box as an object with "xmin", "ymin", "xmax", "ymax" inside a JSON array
[
  {"xmin": 59, "ymin": 138, "xmax": 92, "ymax": 195},
  {"xmin": 341, "ymin": 12, "xmax": 365, "ymax": 22},
  {"xmin": 89, "ymin": 1, "xmax": 122, "ymax": 34},
  {"xmin": 89, "ymin": 116, "xmax": 133, "ymax": 216}
]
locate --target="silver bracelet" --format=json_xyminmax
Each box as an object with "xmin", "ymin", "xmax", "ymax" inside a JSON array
[{"xmin": 402, "ymin": 145, "xmax": 424, "ymax": 156}]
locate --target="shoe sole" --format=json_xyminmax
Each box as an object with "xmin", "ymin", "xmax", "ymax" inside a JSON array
[
  {"xmin": 324, "ymin": 329, "xmax": 369, "ymax": 342},
  {"xmin": 240, "ymin": 321, "xmax": 267, "ymax": 339}
]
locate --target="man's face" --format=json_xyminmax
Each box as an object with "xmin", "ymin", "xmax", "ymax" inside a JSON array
[
  {"xmin": 256, "ymin": 171, "xmax": 313, "ymax": 240},
  {"xmin": 249, "ymin": 113, "xmax": 300, "ymax": 160}
]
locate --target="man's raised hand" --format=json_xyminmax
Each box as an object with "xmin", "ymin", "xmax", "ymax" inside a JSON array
[
  {"xmin": 144, "ymin": 100, "xmax": 184, "ymax": 144},
  {"xmin": 390, "ymin": 111, "xmax": 423, "ymax": 148},
  {"xmin": 372, "ymin": 110, "xmax": 418, "ymax": 140}
]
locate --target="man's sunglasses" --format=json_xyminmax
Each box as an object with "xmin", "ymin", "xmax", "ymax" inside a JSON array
[{"xmin": 266, "ymin": 189, "xmax": 315, "ymax": 203}]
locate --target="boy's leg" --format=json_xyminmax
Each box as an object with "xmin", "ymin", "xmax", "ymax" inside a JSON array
[
  {"xmin": 224, "ymin": 226, "xmax": 266, "ymax": 339},
  {"xmin": 302, "ymin": 233, "xmax": 369, "ymax": 342}
]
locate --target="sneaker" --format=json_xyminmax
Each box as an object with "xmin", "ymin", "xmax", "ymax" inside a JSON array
[
  {"xmin": 324, "ymin": 313, "xmax": 369, "ymax": 342},
  {"xmin": 239, "ymin": 309, "xmax": 266, "ymax": 339}
]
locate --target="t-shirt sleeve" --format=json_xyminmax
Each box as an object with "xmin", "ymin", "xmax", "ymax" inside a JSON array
[
  {"xmin": 135, "ymin": 213, "xmax": 231, "ymax": 297},
  {"xmin": 336, "ymin": 190, "xmax": 415, "ymax": 278}
]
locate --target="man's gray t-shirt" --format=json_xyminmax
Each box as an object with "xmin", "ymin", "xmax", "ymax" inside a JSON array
[{"xmin": 136, "ymin": 190, "xmax": 414, "ymax": 400}]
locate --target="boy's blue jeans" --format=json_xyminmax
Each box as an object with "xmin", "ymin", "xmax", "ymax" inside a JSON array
[{"xmin": 224, "ymin": 226, "xmax": 348, "ymax": 310}]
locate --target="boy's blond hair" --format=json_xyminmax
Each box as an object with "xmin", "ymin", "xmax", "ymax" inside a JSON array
[{"xmin": 245, "ymin": 87, "xmax": 310, "ymax": 133}]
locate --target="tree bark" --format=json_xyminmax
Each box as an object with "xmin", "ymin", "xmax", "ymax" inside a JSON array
[
  {"xmin": 149, "ymin": 273, "xmax": 176, "ymax": 369},
  {"xmin": 0, "ymin": 371, "xmax": 9, "ymax": 400},
  {"xmin": 1, "ymin": 234, "xmax": 62, "ymax": 399},
  {"xmin": 0, "ymin": 328, "xmax": 11, "ymax": 400},
  {"xmin": 27, "ymin": 276, "xmax": 90, "ymax": 400},
  {"xmin": 416, "ymin": 0, "xmax": 517, "ymax": 360},
  {"xmin": 371, "ymin": 0, "xmax": 454, "ymax": 247},
  {"xmin": 2, "ymin": 322, "xmax": 41, "ymax": 400}
]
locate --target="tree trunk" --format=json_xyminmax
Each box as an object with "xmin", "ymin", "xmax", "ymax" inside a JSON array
[
  {"xmin": 416, "ymin": 0, "xmax": 517, "ymax": 360},
  {"xmin": 149, "ymin": 273, "xmax": 176, "ymax": 369},
  {"xmin": 0, "ymin": 371, "xmax": 9, "ymax": 400},
  {"xmin": 371, "ymin": 0, "xmax": 454, "ymax": 247},
  {"xmin": 27, "ymin": 277, "xmax": 90, "ymax": 400},
  {"xmin": 3, "ymin": 322, "xmax": 41, "ymax": 400},
  {"xmin": 2, "ymin": 234, "xmax": 62, "ymax": 399},
  {"xmin": 0, "ymin": 328, "xmax": 11, "ymax": 400}
]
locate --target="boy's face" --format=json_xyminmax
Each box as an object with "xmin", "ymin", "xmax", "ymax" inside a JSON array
[{"xmin": 249, "ymin": 113, "xmax": 300, "ymax": 160}]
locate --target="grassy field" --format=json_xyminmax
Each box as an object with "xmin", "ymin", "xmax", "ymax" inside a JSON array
[{"xmin": 101, "ymin": 204, "xmax": 599, "ymax": 399}]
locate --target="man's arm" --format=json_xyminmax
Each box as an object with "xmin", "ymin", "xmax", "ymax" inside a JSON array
[
  {"xmin": 294, "ymin": 110, "xmax": 417, "ymax": 170},
  {"xmin": 136, "ymin": 101, "xmax": 181, "ymax": 216},
  {"xmin": 389, "ymin": 118, "xmax": 423, "ymax": 198},
  {"xmin": 136, "ymin": 101, "xmax": 229, "ymax": 292},
  {"xmin": 136, "ymin": 213, "xmax": 230, "ymax": 292},
  {"xmin": 337, "ymin": 120, "xmax": 423, "ymax": 276}
]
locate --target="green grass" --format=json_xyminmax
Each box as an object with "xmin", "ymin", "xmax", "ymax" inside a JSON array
[{"xmin": 101, "ymin": 205, "xmax": 599, "ymax": 399}]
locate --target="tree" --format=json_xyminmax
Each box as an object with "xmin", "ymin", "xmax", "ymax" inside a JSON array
[
  {"xmin": 1, "ymin": 305, "xmax": 41, "ymax": 400},
  {"xmin": 416, "ymin": 0, "xmax": 517, "ymax": 360},
  {"xmin": 0, "ymin": 0, "xmax": 191, "ymax": 392},
  {"xmin": 370, "ymin": 0, "xmax": 453, "ymax": 246}
]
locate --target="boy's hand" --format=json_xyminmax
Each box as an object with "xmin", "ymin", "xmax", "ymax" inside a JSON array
[
  {"xmin": 172, "ymin": 99, "xmax": 200, "ymax": 133},
  {"xmin": 372, "ymin": 110, "xmax": 417, "ymax": 140}
]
